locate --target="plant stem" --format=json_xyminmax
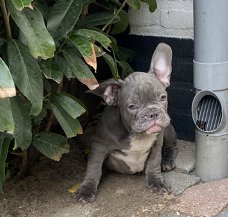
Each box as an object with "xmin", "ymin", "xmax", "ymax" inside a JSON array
[
  {"xmin": 56, "ymin": 38, "xmax": 68, "ymax": 54},
  {"xmin": 81, "ymin": 3, "xmax": 88, "ymax": 18},
  {"xmin": 0, "ymin": 0, "xmax": 12, "ymax": 40},
  {"xmin": 112, "ymin": 48, "xmax": 119, "ymax": 80},
  {"xmin": 45, "ymin": 83, "xmax": 62, "ymax": 132},
  {"xmin": 45, "ymin": 112, "xmax": 55, "ymax": 132},
  {"xmin": 102, "ymin": 0, "xmax": 128, "ymax": 32},
  {"xmin": 18, "ymin": 150, "xmax": 28, "ymax": 178}
]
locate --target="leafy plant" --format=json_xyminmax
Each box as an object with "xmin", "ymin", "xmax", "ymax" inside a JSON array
[{"xmin": 0, "ymin": 0, "xmax": 156, "ymax": 192}]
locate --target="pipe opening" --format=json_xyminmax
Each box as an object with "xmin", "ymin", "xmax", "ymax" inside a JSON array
[{"xmin": 196, "ymin": 95, "xmax": 222, "ymax": 132}]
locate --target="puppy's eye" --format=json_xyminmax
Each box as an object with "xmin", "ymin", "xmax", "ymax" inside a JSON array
[
  {"xmin": 160, "ymin": 94, "xmax": 167, "ymax": 101},
  {"xmin": 128, "ymin": 104, "xmax": 137, "ymax": 110}
]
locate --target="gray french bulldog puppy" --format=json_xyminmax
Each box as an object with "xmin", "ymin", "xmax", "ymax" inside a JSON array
[{"xmin": 76, "ymin": 43, "xmax": 177, "ymax": 204}]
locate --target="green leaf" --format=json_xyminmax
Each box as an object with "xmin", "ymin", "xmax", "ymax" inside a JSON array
[
  {"xmin": 11, "ymin": 0, "xmax": 33, "ymax": 11},
  {"xmin": 63, "ymin": 49, "xmax": 99, "ymax": 90},
  {"xmin": 50, "ymin": 98, "xmax": 83, "ymax": 138},
  {"xmin": 76, "ymin": 12, "xmax": 120, "ymax": 28},
  {"xmin": 0, "ymin": 58, "xmax": 16, "ymax": 98},
  {"xmin": 69, "ymin": 35, "xmax": 97, "ymax": 70},
  {"xmin": 32, "ymin": 132, "xmax": 69, "ymax": 161},
  {"xmin": 47, "ymin": 0, "xmax": 83, "ymax": 40},
  {"xmin": 83, "ymin": 0, "xmax": 95, "ymax": 5},
  {"xmin": 141, "ymin": 0, "xmax": 157, "ymax": 12},
  {"xmin": 7, "ymin": 40, "xmax": 43, "ymax": 116},
  {"xmin": 94, "ymin": 45, "xmax": 105, "ymax": 57},
  {"xmin": 7, "ymin": 1, "xmax": 56, "ymax": 59},
  {"xmin": 34, "ymin": 0, "xmax": 48, "ymax": 19},
  {"xmin": 72, "ymin": 29, "xmax": 112, "ymax": 50},
  {"xmin": 0, "ymin": 98, "xmax": 14, "ymax": 134},
  {"xmin": 32, "ymin": 108, "xmax": 47, "ymax": 125},
  {"xmin": 103, "ymin": 53, "xmax": 119, "ymax": 80},
  {"xmin": 10, "ymin": 96, "xmax": 32, "ymax": 150},
  {"xmin": 55, "ymin": 55, "xmax": 74, "ymax": 79},
  {"xmin": 0, "ymin": 134, "xmax": 11, "ymax": 193},
  {"xmin": 51, "ymin": 93, "xmax": 86, "ymax": 119},
  {"xmin": 127, "ymin": 0, "xmax": 141, "ymax": 10},
  {"xmin": 40, "ymin": 61, "xmax": 63, "ymax": 84},
  {"xmin": 111, "ymin": 10, "xmax": 129, "ymax": 34},
  {"xmin": 118, "ymin": 61, "xmax": 134, "ymax": 79},
  {"xmin": 116, "ymin": 47, "xmax": 136, "ymax": 62}
]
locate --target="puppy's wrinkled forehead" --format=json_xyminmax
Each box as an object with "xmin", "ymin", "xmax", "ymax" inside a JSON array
[{"xmin": 120, "ymin": 72, "xmax": 165, "ymax": 103}]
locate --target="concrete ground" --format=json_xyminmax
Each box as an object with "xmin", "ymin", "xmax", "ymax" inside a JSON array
[{"xmin": 0, "ymin": 140, "xmax": 227, "ymax": 217}]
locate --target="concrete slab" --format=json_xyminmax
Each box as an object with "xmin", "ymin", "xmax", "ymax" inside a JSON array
[
  {"xmin": 163, "ymin": 171, "xmax": 200, "ymax": 195},
  {"xmin": 170, "ymin": 179, "xmax": 228, "ymax": 217},
  {"xmin": 175, "ymin": 140, "xmax": 195, "ymax": 173},
  {"xmin": 159, "ymin": 211, "xmax": 191, "ymax": 217},
  {"xmin": 217, "ymin": 207, "xmax": 228, "ymax": 217}
]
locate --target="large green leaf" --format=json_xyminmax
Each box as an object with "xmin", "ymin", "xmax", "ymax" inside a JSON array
[
  {"xmin": 7, "ymin": 40, "xmax": 43, "ymax": 116},
  {"xmin": 111, "ymin": 10, "xmax": 129, "ymax": 34},
  {"xmin": 32, "ymin": 132, "xmax": 69, "ymax": 161},
  {"xmin": 40, "ymin": 61, "xmax": 63, "ymax": 84},
  {"xmin": 10, "ymin": 96, "xmax": 32, "ymax": 150},
  {"xmin": 103, "ymin": 53, "xmax": 119, "ymax": 80},
  {"xmin": 141, "ymin": 0, "xmax": 157, "ymax": 12},
  {"xmin": 56, "ymin": 55, "xmax": 74, "ymax": 79},
  {"xmin": 11, "ymin": 0, "xmax": 33, "ymax": 11},
  {"xmin": 76, "ymin": 12, "xmax": 120, "ymax": 28},
  {"xmin": 63, "ymin": 49, "xmax": 99, "ymax": 90},
  {"xmin": 47, "ymin": 0, "xmax": 83, "ymax": 40},
  {"xmin": 51, "ymin": 93, "xmax": 86, "ymax": 119},
  {"xmin": 0, "ymin": 134, "xmax": 11, "ymax": 193},
  {"xmin": 0, "ymin": 58, "xmax": 16, "ymax": 98},
  {"xmin": 7, "ymin": 1, "xmax": 55, "ymax": 59},
  {"xmin": 127, "ymin": 0, "xmax": 140, "ymax": 10},
  {"xmin": 69, "ymin": 35, "xmax": 97, "ymax": 70},
  {"xmin": 50, "ymin": 98, "xmax": 83, "ymax": 138},
  {"xmin": 0, "ymin": 98, "xmax": 14, "ymax": 134},
  {"xmin": 72, "ymin": 29, "xmax": 112, "ymax": 50}
]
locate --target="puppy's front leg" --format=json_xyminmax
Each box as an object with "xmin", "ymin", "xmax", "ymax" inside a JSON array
[
  {"xmin": 76, "ymin": 146, "xmax": 108, "ymax": 204},
  {"xmin": 145, "ymin": 131, "xmax": 171, "ymax": 194}
]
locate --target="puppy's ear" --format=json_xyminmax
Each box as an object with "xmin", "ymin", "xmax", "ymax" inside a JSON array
[
  {"xmin": 148, "ymin": 43, "xmax": 172, "ymax": 88},
  {"xmin": 89, "ymin": 79, "xmax": 122, "ymax": 106}
]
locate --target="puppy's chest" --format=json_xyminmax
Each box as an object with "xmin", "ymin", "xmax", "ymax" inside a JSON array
[{"xmin": 110, "ymin": 134, "xmax": 158, "ymax": 173}]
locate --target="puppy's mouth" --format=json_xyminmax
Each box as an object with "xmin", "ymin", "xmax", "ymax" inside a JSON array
[
  {"xmin": 145, "ymin": 124, "xmax": 162, "ymax": 134},
  {"xmin": 145, "ymin": 121, "xmax": 164, "ymax": 134}
]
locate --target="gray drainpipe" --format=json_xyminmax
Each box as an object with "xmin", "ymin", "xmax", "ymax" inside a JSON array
[{"xmin": 192, "ymin": 0, "xmax": 228, "ymax": 181}]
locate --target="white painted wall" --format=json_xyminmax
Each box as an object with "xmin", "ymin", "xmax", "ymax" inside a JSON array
[{"xmin": 128, "ymin": 0, "xmax": 193, "ymax": 39}]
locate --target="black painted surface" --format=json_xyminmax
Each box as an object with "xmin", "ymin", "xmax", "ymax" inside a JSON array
[{"xmin": 118, "ymin": 35, "xmax": 195, "ymax": 141}]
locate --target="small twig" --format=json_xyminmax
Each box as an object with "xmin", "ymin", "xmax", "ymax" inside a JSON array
[
  {"xmin": 102, "ymin": 0, "xmax": 128, "ymax": 32},
  {"xmin": 94, "ymin": 2, "xmax": 109, "ymax": 10},
  {"xmin": 81, "ymin": 3, "xmax": 89, "ymax": 18},
  {"xmin": 0, "ymin": 0, "xmax": 12, "ymax": 40}
]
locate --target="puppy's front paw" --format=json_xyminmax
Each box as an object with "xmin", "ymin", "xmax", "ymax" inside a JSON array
[
  {"xmin": 75, "ymin": 185, "xmax": 96, "ymax": 204},
  {"xmin": 161, "ymin": 158, "xmax": 175, "ymax": 172},
  {"xmin": 147, "ymin": 179, "xmax": 171, "ymax": 195}
]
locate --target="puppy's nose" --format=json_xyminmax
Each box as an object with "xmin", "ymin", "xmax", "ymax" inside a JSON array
[{"xmin": 145, "ymin": 112, "xmax": 159, "ymax": 120}]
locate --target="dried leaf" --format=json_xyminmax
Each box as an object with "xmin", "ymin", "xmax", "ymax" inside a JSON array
[
  {"xmin": 84, "ymin": 44, "xmax": 97, "ymax": 72},
  {"xmin": 51, "ymin": 143, "xmax": 70, "ymax": 161},
  {"xmin": 68, "ymin": 182, "xmax": 80, "ymax": 193},
  {"xmin": 80, "ymin": 77, "xmax": 99, "ymax": 90},
  {"xmin": 0, "ymin": 87, "xmax": 16, "ymax": 98}
]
